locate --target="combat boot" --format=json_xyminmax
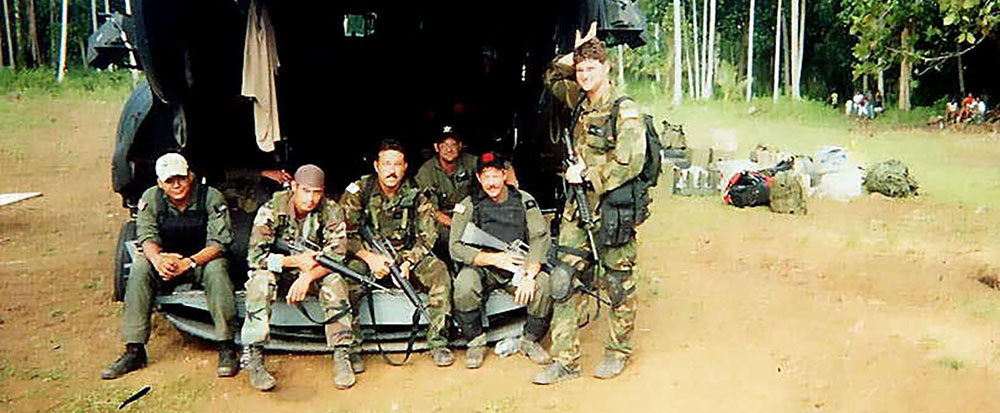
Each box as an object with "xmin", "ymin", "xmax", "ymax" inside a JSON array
[
  {"xmin": 532, "ymin": 362, "xmax": 580, "ymax": 385},
  {"xmin": 430, "ymin": 347, "xmax": 455, "ymax": 367},
  {"xmin": 241, "ymin": 345, "xmax": 275, "ymax": 391},
  {"xmin": 332, "ymin": 347, "xmax": 356, "ymax": 389},
  {"xmin": 217, "ymin": 341, "xmax": 239, "ymax": 377},
  {"xmin": 518, "ymin": 337, "xmax": 552, "ymax": 365},
  {"xmin": 349, "ymin": 352, "xmax": 365, "ymax": 374},
  {"xmin": 593, "ymin": 352, "xmax": 629, "ymax": 379},
  {"xmin": 101, "ymin": 343, "xmax": 147, "ymax": 380}
]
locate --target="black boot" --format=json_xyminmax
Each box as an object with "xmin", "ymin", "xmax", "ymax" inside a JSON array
[
  {"xmin": 217, "ymin": 341, "xmax": 239, "ymax": 377},
  {"xmin": 101, "ymin": 343, "xmax": 147, "ymax": 380},
  {"xmin": 454, "ymin": 310, "xmax": 483, "ymax": 343}
]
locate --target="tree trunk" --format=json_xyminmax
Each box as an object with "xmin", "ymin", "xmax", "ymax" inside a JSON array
[
  {"xmin": 701, "ymin": 0, "xmax": 708, "ymax": 98},
  {"xmin": 2, "ymin": 0, "xmax": 13, "ymax": 69},
  {"xmin": 90, "ymin": 0, "xmax": 97, "ymax": 33},
  {"xmin": 956, "ymin": 45, "xmax": 965, "ymax": 95},
  {"xmin": 653, "ymin": 23, "xmax": 661, "ymax": 84},
  {"xmin": 48, "ymin": 0, "xmax": 55, "ymax": 64},
  {"xmin": 782, "ymin": 5, "xmax": 791, "ymax": 93},
  {"xmin": 877, "ymin": 60, "xmax": 884, "ymax": 95},
  {"xmin": 705, "ymin": 0, "xmax": 717, "ymax": 99},
  {"xmin": 898, "ymin": 24, "xmax": 912, "ymax": 112},
  {"xmin": 795, "ymin": 0, "xmax": 805, "ymax": 98},
  {"xmin": 691, "ymin": 0, "xmax": 701, "ymax": 99},
  {"xmin": 673, "ymin": 0, "xmax": 682, "ymax": 104},
  {"xmin": 24, "ymin": 0, "xmax": 37, "ymax": 66},
  {"xmin": 746, "ymin": 0, "xmax": 755, "ymax": 102},
  {"xmin": 772, "ymin": 0, "xmax": 782, "ymax": 102},
  {"xmin": 686, "ymin": 40, "xmax": 695, "ymax": 98},
  {"xmin": 56, "ymin": 0, "xmax": 66, "ymax": 82},
  {"xmin": 616, "ymin": 45, "xmax": 625, "ymax": 87},
  {"xmin": 789, "ymin": 0, "xmax": 801, "ymax": 99},
  {"xmin": 104, "ymin": 0, "xmax": 109, "ymax": 13},
  {"xmin": 862, "ymin": 75, "xmax": 868, "ymax": 94}
]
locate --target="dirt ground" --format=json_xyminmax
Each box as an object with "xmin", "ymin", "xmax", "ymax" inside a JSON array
[{"xmin": 2, "ymin": 94, "xmax": 1000, "ymax": 412}]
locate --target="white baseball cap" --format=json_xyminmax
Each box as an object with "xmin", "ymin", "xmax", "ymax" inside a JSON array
[{"xmin": 155, "ymin": 153, "xmax": 189, "ymax": 181}]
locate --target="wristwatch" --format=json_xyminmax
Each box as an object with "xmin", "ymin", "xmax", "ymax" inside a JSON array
[{"xmin": 186, "ymin": 257, "xmax": 197, "ymax": 271}]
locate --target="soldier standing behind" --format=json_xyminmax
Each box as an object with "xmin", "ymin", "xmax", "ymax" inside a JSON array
[
  {"xmin": 534, "ymin": 23, "xmax": 647, "ymax": 384},
  {"xmin": 341, "ymin": 139, "xmax": 455, "ymax": 367},
  {"xmin": 415, "ymin": 126, "xmax": 478, "ymax": 268},
  {"xmin": 240, "ymin": 164, "xmax": 361, "ymax": 391},
  {"xmin": 449, "ymin": 152, "xmax": 553, "ymax": 369},
  {"xmin": 101, "ymin": 153, "xmax": 238, "ymax": 380}
]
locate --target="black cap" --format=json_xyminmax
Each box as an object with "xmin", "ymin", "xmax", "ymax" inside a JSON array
[
  {"xmin": 436, "ymin": 125, "xmax": 461, "ymax": 143},
  {"xmin": 476, "ymin": 152, "xmax": 505, "ymax": 173}
]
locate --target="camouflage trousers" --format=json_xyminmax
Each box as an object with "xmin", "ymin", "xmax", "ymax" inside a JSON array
[
  {"xmin": 453, "ymin": 266, "xmax": 553, "ymax": 320},
  {"xmin": 550, "ymin": 209, "xmax": 638, "ymax": 369},
  {"xmin": 241, "ymin": 269, "xmax": 363, "ymax": 348},
  {"xmin": 123, "ymin": 255, "xmax": 236, "ymax": 344},
  {"xmin": 351, "ymin": 255, "xmax": 452, "ymax": 349}
]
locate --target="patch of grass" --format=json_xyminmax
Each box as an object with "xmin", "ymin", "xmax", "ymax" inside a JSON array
[
  {"xmin": 52, "ymin": 375, "xmax": 207, "ymax": 413},
  {"xmin": 25, "ymin": 368, "xmax": 64, "ymax": 382},
  {"xmin": 959, "ymin": 298, "xmax": 1000, "ymax": 320},
  {"xmin": 0, "ymin": 68, "xmax": 134, "ymax": 99},
  {"xmin": 936, "ymin": 357, "xmax": 965, "ymax": 370}
]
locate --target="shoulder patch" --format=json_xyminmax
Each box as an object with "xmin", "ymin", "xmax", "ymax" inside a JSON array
[
  {"xmin": 619, "ymin": 106, "xmax": 640, "ymax": 120},
  {"xmin": 453, "ymin": 203, "xmax": 467, "ymax": 214},
  {"xmin": 214, "ymin": 204, "xmax": 227, "ymax": 214},
  {"xmin": 525, "ymin": 199, "xmax": 537, "ymax": 210},
  {"xmin": 346, "ymin": 182, "xmax": 360, "ymax": 194},
  {"xmin": 137, "ymin": 200, "xmax": 147, "ymax": 211}
]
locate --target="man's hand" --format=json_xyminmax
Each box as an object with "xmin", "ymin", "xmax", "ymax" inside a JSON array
[
  {"xmin": 575, "ymin": 21, "xmax": 598, "ymax": 49},
  {"xmin": 260, "ymin": 169, "xmax": 292, "ymax": 184},
  {"xmin": 490, "ymin": 252, "xmax": 525, "ymax": 274},
  {"xmin": 399, "ymin": 260, "xmax": 412, "ymax": 280},
  {"xmin": 286, "ymin": 276, "xmax": 312, "ymax": 305},
  {"xmin": 361, "ymin": 250, "xmax": 392, "ymax": 279},
  {"xmin": 156, "ymin": 253, "xmax": 187, "ymax": 280},
  {"xmin": 565, "ymin": 159, "xmax": 587, "ymax": 184},
  {"xmin": 434, "ymin": 210, "xmax": 453, "ymax": 228},
  {"xmin": 284, "ymin": 251, "xmax": 318, "ymax": 272},
  {"xmin": 514, "ymin": 276, "xmax": 536, "ymax": 305}
]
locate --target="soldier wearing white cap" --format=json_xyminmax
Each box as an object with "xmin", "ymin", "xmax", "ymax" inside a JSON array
[{"xmin": 101, "ymin": 153, "xmax": 239, "ymax": 380}]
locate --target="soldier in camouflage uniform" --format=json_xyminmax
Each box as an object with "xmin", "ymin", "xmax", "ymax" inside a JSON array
[
  {"xmin": 449, "ymin": 152, "xmax": 553, "ymax": 369},
  {"xmin": 341, "ymin": 139, "xmax": 455, "ymax": 367},
  {"xmin": 534, "ymin": 24, "xmax": 646, "ymax": 385},
  {"xmin": 240, "ymin": 164, "xmax": 362, "ymax": 391},
  {"xmin": 414, "ymin": 126, "xmax": 478, "ymax": 269},
  {"xmin": 101, "ymin": 153, "xmax": 239, "ymax": 380}
]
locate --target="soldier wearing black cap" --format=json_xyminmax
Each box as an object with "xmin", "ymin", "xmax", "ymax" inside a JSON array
[
  {"xmin": 415, "ymin": 125, "xmax": 478, "ymax": 266},
  {"xmin": 449, "ymin": 152, "xmax": 554, "ymax": 369}
]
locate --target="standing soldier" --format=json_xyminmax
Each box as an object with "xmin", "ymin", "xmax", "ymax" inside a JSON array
[
  {"xmin": 415, "ymin": 125, "xmax": 478, "ymax": 268},
  {"xmin": 101, "ymin": 153, "xmax": 239, "ymax": 380},
  {"xmin": 449, "ymin": 152, "xmax": 553, "ymax": 369},
  {"xmin": 240, "ymin": 164, "xmax": 361, "ymax": 391},
  {"xmin": 341, "ymin": 139, "xmax": 455, "ymax": 367},
  {"xmin": 534, "ymin": 23, "xmax": 647, "ymax": 384}
]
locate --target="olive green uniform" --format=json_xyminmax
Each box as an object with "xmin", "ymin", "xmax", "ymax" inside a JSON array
[
  {"xmin": 449, "ymin": 188, "xmax": 553, "ymax": 345},
  {"xmin": 340, "ymin": 175, "xmax": 452, "ymax": 349},
  {"xmin": 241, "ymin": 189, "xmax": 358, "ymax": 348},
  {"xmin": 544, "ymin": 55, "xmax": 646, "ymax": 368},
  {"xmin": 415, "ymin": 153, "xmax": 478, "ymax": 258},
  {"xmin": 124, "ymin": 184, "xmax": 236, "ymax": 344}
]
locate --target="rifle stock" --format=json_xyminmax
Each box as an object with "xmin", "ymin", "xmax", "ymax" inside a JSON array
[{"xmin": 359, "ymin": 226, "xmax": 431, "ymax": 321}]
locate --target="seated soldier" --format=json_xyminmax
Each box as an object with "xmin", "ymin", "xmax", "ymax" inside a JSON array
[
  {"xmin": 240, "ymin": 165, "xmax": 361, "ymax": 391},
  {"xmin": 101, "ymin": 153, "xmax": 238, "ymax": 379},
  {"xmin": 450, "ymin": 152, "xmax": 553, "ymax": 369},
  {"xmin": 341, "ymin": 139, "xmax": 455, "ymax": 367},
  {"xmin": 414, "ymin": 126, "xmax": 478, "ymax": 270}
]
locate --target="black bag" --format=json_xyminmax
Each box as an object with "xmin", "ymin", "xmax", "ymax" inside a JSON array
[{"xmin": 724, "ymin": 171, "xmax": 771, "ymax": 208}]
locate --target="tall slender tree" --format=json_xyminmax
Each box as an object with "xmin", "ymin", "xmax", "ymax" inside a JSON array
[
  {"xmin": 691, "ymin": 0, "xmax": 702, "ymax": 99},
  {"xmin": 772, "ymin": 0, "xmax": 782, "ymax": 101},
  {"xmin": 56, "ymin": 0, "xmax": 66, "ymax": 82},
  {"xmin": 26, "ymin": 0, "xmax": 39, "ymax": 66},
  {"xmin": 700, "ymin": 0, "xmax": 708, "ymax": 97},
  {"xmin": 746, "ymin": 0, "xmax": 756, "ymax": 101},
  {"xmin": 789, "ymin": 0, "xmax": 800, "ymax": 99},
  {"xmin": 672, "ymin": 0, "xmax": 682, "ymax": 104},
  {"xmin": 705, "ymin": 0, "xmax": 717, "ymax": 99},
  {"xmin": 2, "ymin": 0, "xmax": 13, "ymax": 69},
  {"xmin": 795, "ymin": 0, "xmax": 805, "ymax": 99}
]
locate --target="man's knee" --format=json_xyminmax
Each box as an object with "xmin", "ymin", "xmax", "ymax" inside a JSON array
[
  {"xmin": 453, "ymin": 267, "xmax": 483, "ymax": 312},
  {"xmin": 418, "ymin": 257, "xmax": 451, "ymax": 290},
  {"xmin": 126, "ymin": 255, "xmax": 158, "ymax": 286},
  {"xmin": 201, "ymin": 258, "xmax": 232, "ymax": 289},
  {"xmin": 244, "ymin": 270, "xmax": 274, "ymax": 304}
]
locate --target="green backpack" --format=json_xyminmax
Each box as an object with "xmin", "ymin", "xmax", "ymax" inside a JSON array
[
  {"xmin": 769, "ymin": 170, "xmax": 807, "ymax": 215},
  {"xmin": 864, "ymin": 159, "xmax": 918, "ymax": 198}
]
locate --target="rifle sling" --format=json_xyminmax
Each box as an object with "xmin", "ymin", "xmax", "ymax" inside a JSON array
[{"xmin": 366, "ymin": 289, "xmax": 421, "ymax": 366}]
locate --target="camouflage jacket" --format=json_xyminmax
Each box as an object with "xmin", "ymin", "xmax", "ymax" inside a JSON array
[
  {"xmin": 246, "ymin": 189, "xmax": 348, "ymax": 271},
  {"xmin": 544, "ymin": 55, "xmax": 646, "ymax": 200},
  {"xmin": 135, "ymin": 183, "xmax": 233, "ymax": 253},
  {"xmin": 414, "ymin": 152, "xmax": 478, "ymax": 215},
  {"xmin": 340, "ymin": 175, "xmax": 437, "ymax": 264}
]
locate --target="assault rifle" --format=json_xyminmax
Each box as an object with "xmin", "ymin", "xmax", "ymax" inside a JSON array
[
  {"xmin": 561, "ymin": 128, "xmax": 600, "ymax": 261},
  {"xmin": 459, "ymin": 223, "xmax": 611, "ymax": 306},
  {"xmin": 358, "ymin": 225, "xmax": 431, "ymax": 321},
  {"xmin": 272, "ymin": 237, "xmax": 392, "ymax": 294}
]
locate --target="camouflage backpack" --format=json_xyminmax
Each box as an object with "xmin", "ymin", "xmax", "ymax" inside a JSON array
[
  {"xmin": 768, "ymin": 170, "xmax": 807, "ymax": 215},
  {"xmin": 864, "ymin": 159, "xmax": 918, "ymax": 198}
]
